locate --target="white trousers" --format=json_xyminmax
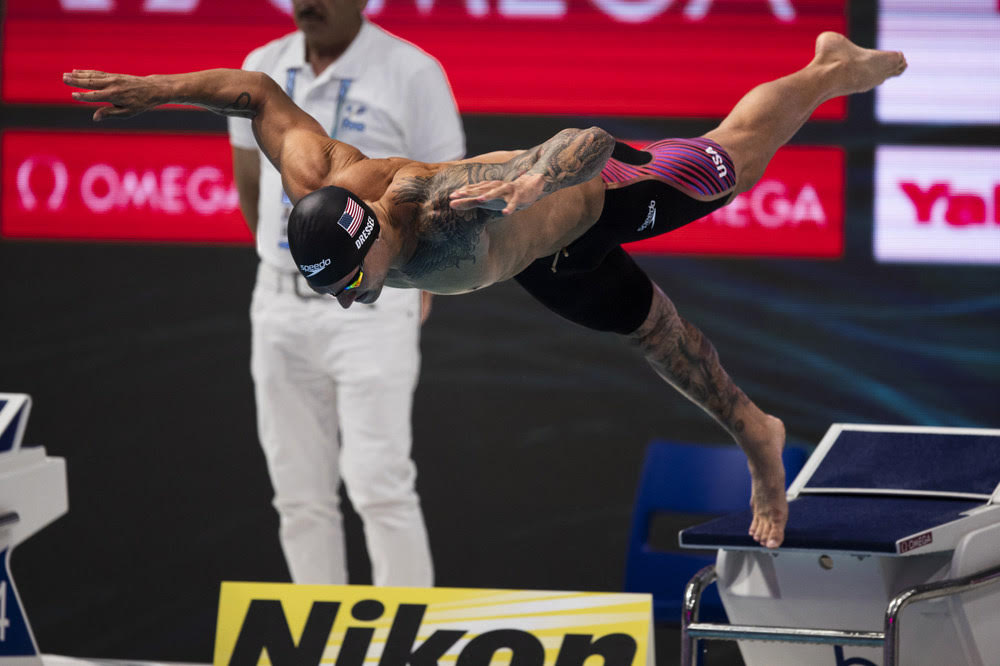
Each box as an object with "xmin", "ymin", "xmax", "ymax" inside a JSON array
[{"xmin": 250, "ymin": 263, "xmax": 432, "ymax": 586}]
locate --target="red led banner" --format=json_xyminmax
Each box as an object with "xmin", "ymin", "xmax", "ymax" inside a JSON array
[
  {"xmin": 2, "ymin": 131, "xmax": 252, "ymax": 244},
  {"xmin": 3, "ymin": 130, "xmax": 841, "ymax": 259},
  {"xmin": 3, "ymin": 0, "xmax": 846, "ymax": 118},
  {"xmin": 627, "ymin": 145, "xmax": 844, "ymax": 257}
]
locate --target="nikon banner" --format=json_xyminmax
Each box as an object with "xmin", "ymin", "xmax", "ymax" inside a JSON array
[{"xmin": 214, "ymin": 583, "xmax": 653, "ymax": 666}]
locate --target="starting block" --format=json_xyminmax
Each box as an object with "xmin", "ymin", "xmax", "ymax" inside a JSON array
[
  {"xmin": 678, "ymin": 424, "xmax": 1000, "ymax": 666},
  {"xmin": 0, "ymin": 394, "xmax": 68, "ymax": 664}
]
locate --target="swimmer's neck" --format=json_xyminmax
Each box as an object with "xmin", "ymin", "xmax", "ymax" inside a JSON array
[{"xmin": 369, "ymin": 200, "xmax": 414, "ymax": 273}]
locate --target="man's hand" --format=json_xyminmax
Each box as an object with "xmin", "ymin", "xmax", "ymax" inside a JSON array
[
  {"xmin": 63, "ymin": 70, "xmax": 165, "ymax": 122},
  {"xmin": 449, "ymin": 173, "xmax": 545, "ymax": 216}
]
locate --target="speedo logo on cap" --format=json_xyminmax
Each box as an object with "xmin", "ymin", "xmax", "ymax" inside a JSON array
[{"xmin": 300, "ymin": 258, "xmax": 331, "ymax": 278}]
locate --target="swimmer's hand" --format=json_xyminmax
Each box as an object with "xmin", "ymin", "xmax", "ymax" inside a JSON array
[
  {"xmin": 449, "ymin": 173, "xmax": 545, "ymax": 216},
  {"xmin": 63, "ymin": 70, "xmax": 164, "ymax": 122}
]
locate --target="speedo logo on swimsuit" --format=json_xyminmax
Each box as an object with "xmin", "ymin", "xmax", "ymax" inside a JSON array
[
  {"xmin": 300, "ymin": 258, "xmax": 331, "ymax": 277},
  {"xmin": 705, "ymin": 146, "xmax": 729, "ymax": 179},
  {"xmin": 637, "ymin": 200, "xmax": 656, "ymax": 232},
  {"xmin": 354, "ymin": 217, "xmax": 374, "ymax": 249}
]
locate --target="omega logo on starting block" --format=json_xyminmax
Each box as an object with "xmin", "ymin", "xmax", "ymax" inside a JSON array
[
  {"xmin": 898, "ymin": 530, "xmax": 933, "ymax": 554},
  {"xmin": 214, "ymin": 583, "xmax": 653, "ymax": 666}
]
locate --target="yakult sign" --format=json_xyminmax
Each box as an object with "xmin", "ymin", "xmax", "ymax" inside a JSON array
[
  {"xmin": 875, "ymin": 146, "xmax": 1000, "ymax": 264},
  {"xmin": 2, "ymin": 131, "xmax": 251, "ymax": 243},
  {"xmin": 628, "ymin": 146, "xmax": 844, "ymax": 258}
]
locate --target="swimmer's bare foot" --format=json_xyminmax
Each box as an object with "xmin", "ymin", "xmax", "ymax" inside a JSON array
[
  {"xmin": 738, "ymin": 414, "xmax": 787, "ymax": 549},
  {"xmin": 812, "ymin": 32, "xmax": 907, "ymax": 98}
]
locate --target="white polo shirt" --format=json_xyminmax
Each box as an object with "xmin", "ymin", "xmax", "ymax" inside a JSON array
[{"xmin": 229, "ymin": 20, "xmax": 465, "ymax": 273}]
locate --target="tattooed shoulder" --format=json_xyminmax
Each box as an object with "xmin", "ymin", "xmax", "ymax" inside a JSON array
[
  {"xmin": 390, "ymin": 159, "xmax": 527, "ymax": 279},
  {"xmin": 391, "ymin": 160, "xmax": 522, "ymax": 240}
]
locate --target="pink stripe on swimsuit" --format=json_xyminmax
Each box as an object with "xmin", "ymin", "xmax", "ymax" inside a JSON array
[{"xmin": 600, "ymin": 137, "xmax": 736, "ymax": 199}]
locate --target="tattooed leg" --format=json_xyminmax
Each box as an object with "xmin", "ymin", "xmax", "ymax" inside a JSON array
[{"xmin": 628, "ymin": 284, "xmax": 788, "ymax": 549}]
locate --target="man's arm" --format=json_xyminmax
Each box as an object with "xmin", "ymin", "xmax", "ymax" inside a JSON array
[
  {"xmin": 232, "ymin": 147, "xmax": 261, "ymax": 236},
  {"xmin": 63, "ymin": 69, "xmax": 334, "ymax": 179},
  {"xmin": 447, "ymin": 127, "xmax": 614, "ymax": 215}
]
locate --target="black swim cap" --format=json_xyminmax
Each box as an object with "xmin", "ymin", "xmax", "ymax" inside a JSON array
[{"xmin": 287, "ymin": 186, "xmax": 380, "ymax": 288}]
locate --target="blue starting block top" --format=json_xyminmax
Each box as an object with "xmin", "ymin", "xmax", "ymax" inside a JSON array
[
  {"xmin": 800, "ymin": 429, "xmax": 1000, "ymax": 498},
  {"xmin": 681, "ymin": 425, "xmax": 1000, "ymax": 555}
]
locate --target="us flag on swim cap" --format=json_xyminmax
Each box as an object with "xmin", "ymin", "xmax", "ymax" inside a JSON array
[{"xmin": 338, "ymin": 197, "xmax": 365, "ymax": 236}]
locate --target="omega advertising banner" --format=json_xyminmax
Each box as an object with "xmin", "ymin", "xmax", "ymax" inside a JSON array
[
  {"xmin": 1, "ymin": 130, "xmax": 251, "ymax": 243},
  {"xmin": 214, "ymin": 583, "xmax": 653, "ymax": 666},
  {"xmin": 3, "ymin": 130, "xmax": 843, "ymax": 259},
  {"xmin": 3, "ymin": 0, "xmax": 847, "ymax": 118}
]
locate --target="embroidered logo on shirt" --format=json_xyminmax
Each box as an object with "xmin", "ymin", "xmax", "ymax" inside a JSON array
[
  {"xmin": 341, "ymin": 103, "xmax": 367, "ymax": 132},
  {"xmin": 637, "ymin": 200, "xmax": 656, "ymax": 232}
]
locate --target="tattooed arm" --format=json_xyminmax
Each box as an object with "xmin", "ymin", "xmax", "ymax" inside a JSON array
[
  {"xmin": 449, "ymin": 126, "xmax": 615, "ymax": 215},
  {"xmin": 63, "ymin": 69, "xmax": 333, "ymax": 176}
]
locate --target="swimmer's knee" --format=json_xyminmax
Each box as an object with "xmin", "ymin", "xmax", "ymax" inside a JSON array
[
  {"xmin": 733, "ymin": 153, "xmax": 772, "ymax": 195},
  {"xmin": 702, "ymin": 129, "xmax": 763, "ymax": 195}
]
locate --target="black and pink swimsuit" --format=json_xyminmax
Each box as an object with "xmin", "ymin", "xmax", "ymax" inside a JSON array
[{"xmin": 514, "ymin": 138, "xmax": 738, "ymax": 335}]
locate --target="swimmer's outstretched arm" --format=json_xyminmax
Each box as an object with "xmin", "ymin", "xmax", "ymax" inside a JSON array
[
  {"xmin": 63, "ymin": 69, "xmax": 335, "ymax": 176},
  {"xmin": 448, "ymin": 127, "xmax": 614, "ymax": 216}
]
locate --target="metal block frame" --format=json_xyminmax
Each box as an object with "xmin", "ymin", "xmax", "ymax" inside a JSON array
[{"xmin": 679, "ymin": 562, "xmax": 1000, "ymax": 666}]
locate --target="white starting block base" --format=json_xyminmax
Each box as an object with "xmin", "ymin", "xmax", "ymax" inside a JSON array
[
  {"xmin": 1, "ymin": 394, "xmax": 68, "ymax": 663},
  {"xmin": 715, "ymin": 527, "xmax": 1000, "ymax": 665},
  {"xmin": 680, "ymin": 424, "xmax": 1000, "ymax": 666}
]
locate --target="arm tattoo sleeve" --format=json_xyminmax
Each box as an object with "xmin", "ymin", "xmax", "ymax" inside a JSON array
[
  {"xmin": 392, "ymin": 127, "xmax": 611, "ymax": 235},
  {"xmin": 392, "ymin": 157, "xmax": 534, "ymax": 238},
  {"xmin": 526, "ymin": 126, "xmax": 615, "ymax": 195}
]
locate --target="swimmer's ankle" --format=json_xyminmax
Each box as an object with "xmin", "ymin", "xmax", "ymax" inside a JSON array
[{"xmin": 734, "ymin": 412, "xmax": 786, "ymax": 469}]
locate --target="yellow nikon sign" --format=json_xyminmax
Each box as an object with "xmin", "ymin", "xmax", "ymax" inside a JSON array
[{"xmin": 214, "ymin": 583, "xmax": 653, "ymax": 666}]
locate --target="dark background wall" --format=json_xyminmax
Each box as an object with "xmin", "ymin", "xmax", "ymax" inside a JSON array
[{"xmin": 2, "ymin": 2, "xmax": 999, "ymax": 663}]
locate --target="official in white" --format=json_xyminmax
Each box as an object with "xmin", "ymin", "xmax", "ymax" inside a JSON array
[{"xmin": 228, "ymin": 0, "xmax": 465, "ymax": 585}]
